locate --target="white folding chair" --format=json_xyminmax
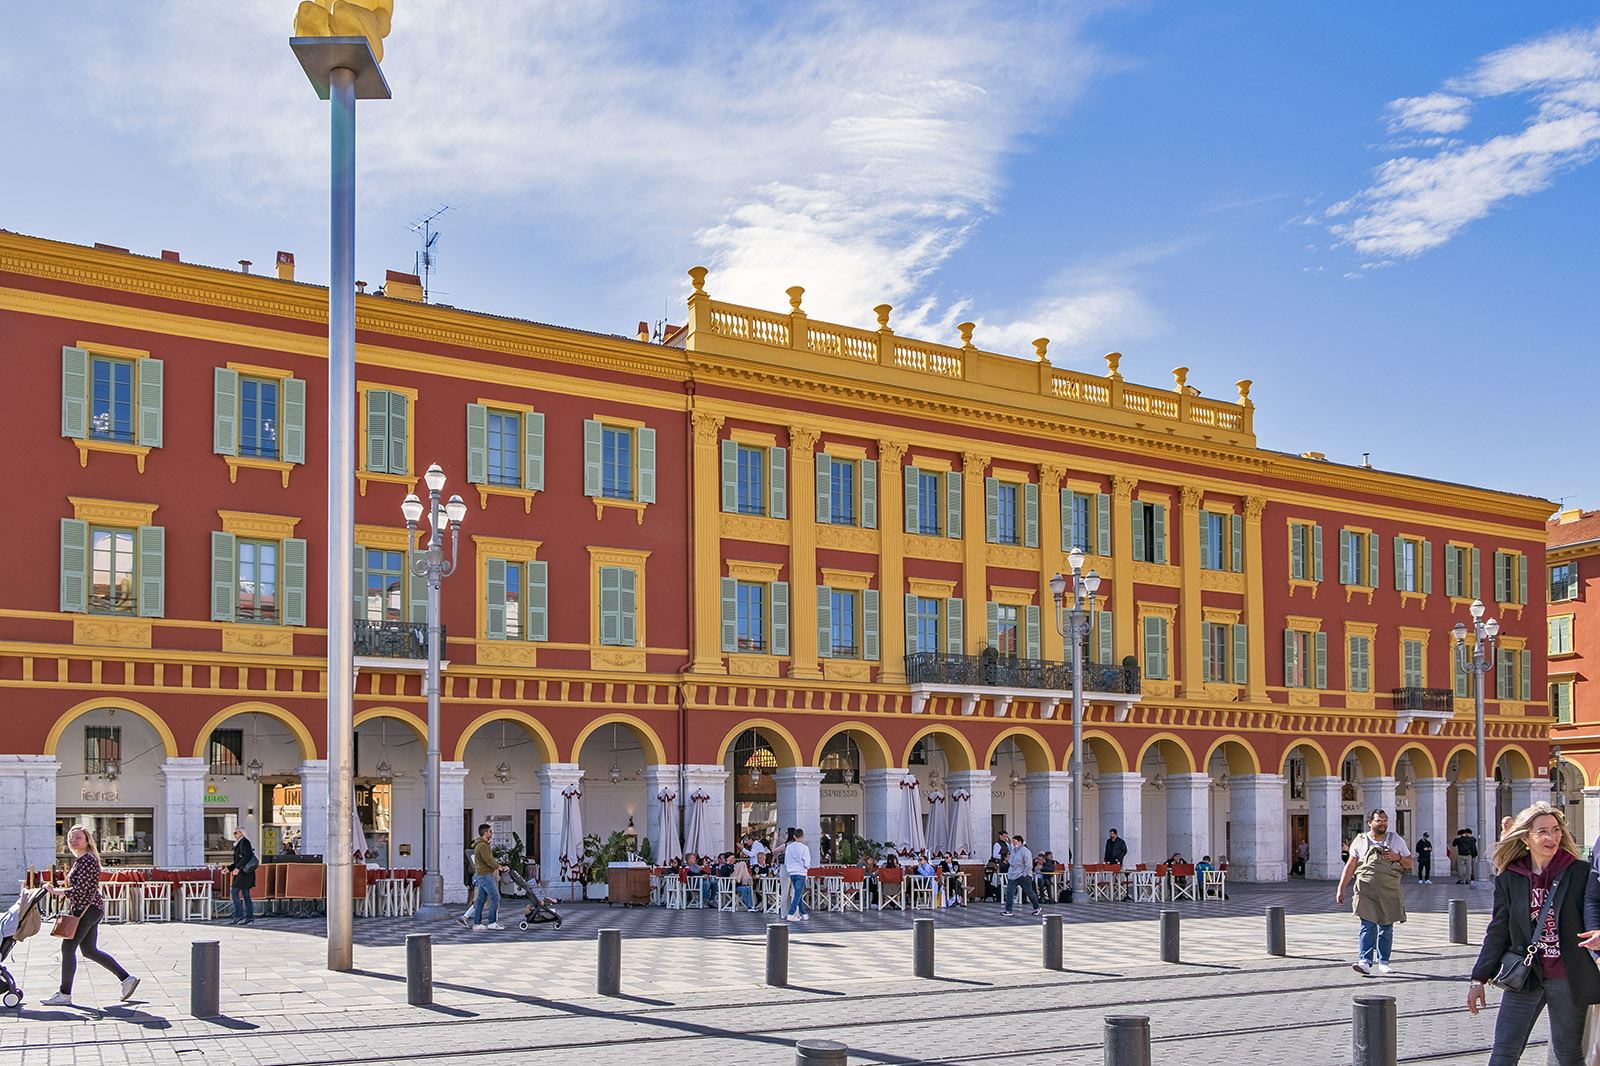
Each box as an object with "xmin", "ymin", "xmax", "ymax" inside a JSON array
[
  {"xmin": 757, "ymin": 876, "xmax": 781, "ymax": 914},
  {"xmin": 140, "ymin": 880, "xmax": 171, "ymax": 922},
  {"xmin": 100, "ymin": 881, "xmax": 131, "ymax": 924},
  {"xmin": 1088, "ymin": 868, "xmax": 1119, "ymax": 902},
  {"xmin": 907, "ymin": 874, "xmax": 937, "ymax": 910},
  {"xmin": 717, "ymin": 876, "xmax": 738, "ymax": 912},
  {"xmin": 685, "ymin": 874, "xmax": 706, "ymax": 909},
  {"xmin": 878, "ymin": 874, "xmax": 905, "ymax": 910},
  {"xmin": 180, "ymin": 880, "xmax": 213, "ymax": 921},
  {"xmin": 839, "ymin": 872, "xmax": 866, "ymax": 912},
  {"xmin": 1202, "ymin": 870, "xmax": 1227, "ymax": 901},
  {"xmin": 1128, "ymin": 869, "xmax": 1159, "ymax": 903},
  {"xmin": 1169, "ymin": 868, "xmax": 1198, "ymax": 902},
  {"xmin": 662, "ymin": 874, "xmax": 687, "ymax": 910}
]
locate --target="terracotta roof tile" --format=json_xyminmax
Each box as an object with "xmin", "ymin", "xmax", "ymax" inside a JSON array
[{"xmin": 1548, "ymin": 510, "xmax": 1600, "ymax": 548}]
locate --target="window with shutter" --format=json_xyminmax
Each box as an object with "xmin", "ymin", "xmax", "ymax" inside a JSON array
[
  {"xmin": 768, "ymin": 447, "xmax": 786, "ymax": 518},
  {"xmin": 1142, "ymin": 616, "xmax": 1168, "ymax": 680},
  {"xmin": 1550, "ymin": 563, "xmax": 1578, "ymax": 603},
  {"xmin": 1097, "ymin": 610, "xmax": 1113, "ymax": 664},
  {"xmin": 945, "ymin": 597, "xmax": 964, "ymax": 656},
  {"xmin": 1022, "ymin": 483, "xmax": 1039, "ymax": 548}
]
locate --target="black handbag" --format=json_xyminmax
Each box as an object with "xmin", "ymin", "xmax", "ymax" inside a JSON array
[{"xmin": 1492, "ymin": 879, "xmax": 1561, "ymax": 992}]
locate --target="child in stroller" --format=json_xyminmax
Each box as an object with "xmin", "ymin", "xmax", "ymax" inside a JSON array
[
  {"xmin": 508, "ymin": 869, "xmax": 561, "ymax": 930},
  {"xmin": 1, "ymin": 887, "xmax": 52, "ymax": 1008}
]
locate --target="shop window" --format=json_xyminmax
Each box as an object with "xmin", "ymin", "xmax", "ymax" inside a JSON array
[
  {"xmin": 208, "ymin": 729, "xmax": 244, "ymax": 775},
  {"xmin": 84, "ymin": 725, "xmax": 121, "ymax": 775}
]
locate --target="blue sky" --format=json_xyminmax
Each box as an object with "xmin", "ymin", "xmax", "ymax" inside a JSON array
[{"xmin": 4, "ymin": 3, "xmax": 1596, "ymax": 513}]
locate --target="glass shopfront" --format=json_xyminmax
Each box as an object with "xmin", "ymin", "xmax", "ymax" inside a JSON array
[{"xmin": 57, "ymin": 811, "xmax": 153, "ymax": 866}]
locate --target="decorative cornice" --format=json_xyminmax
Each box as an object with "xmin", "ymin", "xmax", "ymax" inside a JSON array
[{"xmin": 69, "ymin": 497, "xmax": 158, "ymax": 527}]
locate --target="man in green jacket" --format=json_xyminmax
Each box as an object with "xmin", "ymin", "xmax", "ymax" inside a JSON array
[{"xmin": 461, "ymin": 823, "xmax": 507, "ymax": 931}]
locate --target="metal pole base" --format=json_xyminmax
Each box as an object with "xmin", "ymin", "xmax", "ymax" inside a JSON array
[
  {"xmin": 913, "ymin": 918, "xmax": 935, "ymax": 978},
  {"xmin": 1159, "ymin": 910, "xmax": 1180, "ymax": 963},
  {"xmin": 598, "ymin": 928, "xmax": 622, "ymax": 996},
  {"xmin": 1353, "ymin": 995, "xmax": 1397, "ymax": 1066},
  {"xmin": 191, "ymin": 941, "xmax": 220, "ymax": 1018},
  {"xmin": 1043, "ymin": 913, "xmax": 1064, "ymax": 970},
  {"xmin": 1448, "ymin": 899, "xmax": 1468, "ymax": 944},
  {"xmin": 767, "ymin": 923, "xmax": 789, "ymax": 987},
  {"xmin": 1266, "ymin": 905, "xmax": 1286, "ymax": 957},
  {"xmin": 1104, "ymin": 1015, "xmax": 1151, "ymax": 1066},
  {"xmin": 406, "ymin": 933, "xmax": 432, "ymax": 1006},
  {"xmin": 796, "ymin": 1039, "xmax": 849, "ymax": 1065}
]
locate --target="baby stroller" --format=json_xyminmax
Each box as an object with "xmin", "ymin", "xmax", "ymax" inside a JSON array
[
  {"xmin": 508, "ymin": 870, "xmax": 561, "ymax": 931},
  {"xmin": 1, "ymin": 887, "xmax": 52, "ymax": 1009}
]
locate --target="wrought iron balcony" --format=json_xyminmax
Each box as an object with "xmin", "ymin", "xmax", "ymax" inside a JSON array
[
  {"xmin": 904, "ymin": 652, "xmax": 1142, "ymax": 718},
  {"xmin": 1390, "ymin": 687, "xmax": 1455, "ymax": 734},
  {"xmin": 354, "ymin": 619, "xmax": 444, "ymax": 660}
]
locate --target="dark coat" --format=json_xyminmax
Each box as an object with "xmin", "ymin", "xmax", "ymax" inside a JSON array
[
  {"xmin": 230, "ymin": 836, "xmax": 258, "ymax": 891},
  {"xmin": 1104, "ymin": 836, "xmax": 1127, "ymax": 865},
  {"xmin": 1472, "ymin": 858, "xmax": 1600, "ymax": 1005}
]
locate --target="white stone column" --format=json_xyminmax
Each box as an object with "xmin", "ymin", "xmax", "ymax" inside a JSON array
[
  {"xmin": 1411, "ymin": 777, "xmax": 1449, "ymax": 874},
  {"xmin": 1305, "ymin": 777, "xmax": 1344, "ymax": 877},
  {"xmin": 642, "ymin": 764, "xmax": 681, "ymax": 859},
  {"xmin": 862, "ymin": 768, "xmax": 908, "ymax": 847},
  {"xmin": 683, "ymin": 764, "xmax": 731, "ymax": 856},
  {"xmin": 1164, "ymin": 773, "xmax": 1211, "ymax": 865},
  {"xmin": 536, "ymin": 764, "xmax": 585, "ymax": 891},
  {"xmin": 1024, "ymin": 771, "xmax": 1072, "ymax": 859},
  {"xmin": 0, "ymin": 755, "xmax": 60, "ymax": 888},
  {"xmin": 438, "ymin": 762, "xmax": 469, "ymax": 903},
  {"xmin": 1096, "ymin": 772, "xmax": 1145, "ymax": 866},
  {"xmin": 1229, "ymin": 773, "xmax": 1288, "ymax": 882},
  {"xmin": 298, "ymin": 759, "xmax": 329, "ymax": 858},
  {"xmin": 945, "ymin": 771, "xmax": 995, "ymax": 860},
  {"xmin": 774, "ymin": 767, "xmax": 825, "ymax": 851},
  {"xmin": 1509, "ymin": 778, "xmax": 1538, "ymax": 818},
  {"xmin": 1459, "ymin": 777, "xmax": 1495, "ymax": 838},
  {"xmin": 1582, "ymin": 788, "xmax": 1600, "ymax": 852},
  {"xmin": 1364, "ymin": 776, "xmax": 1398, "ymax": 821},
  {"xmin": 156, "ymin": 757, "xmax": 208, "ymax": 869}
]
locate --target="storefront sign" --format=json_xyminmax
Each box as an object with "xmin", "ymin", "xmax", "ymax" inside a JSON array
[
  {"xmin": 204, "ymin": 793, "xmax": 230, "ymax": 803},
  {"xmin": 820, "ymin": 787, "xmax": 860, "ymax": 800},
  {"xmin": 80, "ymin": 786, "xmax": 118, "ymax": 802}
]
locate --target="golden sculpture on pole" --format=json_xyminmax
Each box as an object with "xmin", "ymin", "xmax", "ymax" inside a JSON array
[{"xmin": 293, "ymin": 0, "xmax": 393, "ymax": 62}]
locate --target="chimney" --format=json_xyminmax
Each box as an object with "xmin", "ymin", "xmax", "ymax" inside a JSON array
[
  {"xmin": 637, "ymin": 321, "xmax": 650, "ymax": 343},
  {"xmin": 94, "ymin": 243, "xmax": 129, "ymax": 254},
  {"xmin": 276, "ymin": 251, "xmax": 295, "ymax": 281},
  {"xmin": 383, "ymin": 269, "xmax": 424, "ymax": 302},
  {"xmin": 238, "ymin": 260, "xmax": 252, "ymax": 274},
  {"xmin": 356, "ymin": 281, "xmax": 367, "ymax": 294},
  {"xmin": 161, "ymin": 250, "xmax": 180, "ymax": 262}
]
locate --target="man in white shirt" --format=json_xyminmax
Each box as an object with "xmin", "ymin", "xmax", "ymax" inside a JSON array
[
  {"xmin": 1335, "ymin": 809, "xmax": 1413, "ymax": 975},
  {"xmin": 743, "ymin": 834, "xmax": 768, "ymax": 869},
  {"xmin": 783, "ymin": 829, "xmax": 812, "ymax": 922}
]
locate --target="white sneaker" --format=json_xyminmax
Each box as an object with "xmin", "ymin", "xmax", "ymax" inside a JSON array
[
  {"xmin": 1375, "ymin": 962, "xmax": 1394, "ymax": 975},
  {"xmin": 785, "ymin": 914, "xmax": 799, "ymax": 922},
  {"xmin": 119, "ymin": 976, "xmax": 140, "ymax": 1001},
  {"xmin": 485, "ymin": 923, "xmax": 505, "ymax": 930},
  {"xmin": 1352, "ymin": 960, "xmax": 1372, "ymax": 976},
  {"xmin": 800, "ymin": 913, "xmax": 810, "ymax": 921},
  {"xmin": 41, "ymin": 992, "xmax": 73, "ymax": 1007},
  {"xmin": 472, "ymin": 924, "xmax": 487, "ymax": 931}
]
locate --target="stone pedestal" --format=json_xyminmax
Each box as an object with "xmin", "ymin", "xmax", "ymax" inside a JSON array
[
  {"xmin": 536, "ymin": 764, "xmax": 585, "ymax": 890},
  {"xmin": 0, "ymin": 755, "xmax": 60, "ymax": 890},
  {"xmin": 683, "ymin": 764, "xmax": 731, "ymax": 857},
  {"xmin": 862, "ymin": 768, "xmax": 908, "ymax": 847},
  {"xmin": 299, "ymin": 759, "xmax": 329, "ymax": 859},
  {"xmin": 156, "ymin": 758, "xmax": 208, "ymax": 869},
  {"xmin": 774, "ymin": 767, "xmax": 825, "ymax": 852},
  {"xmin": 1411, "ymin": 777, "xmax": 1450, "ymax": 870},
  {"xmin": 1096, "ymin": 773, "xmax": 1145, "ymax": 867},
  {"xmin": 438, "ymin": 762, "xmax": 469, "ymax": 903},
  {"xmin": 944, "ymin": 771, "xmax": 995, "ymax": 861},
  {"xmin": 1024, "ymin": 771, "xmax": 1071, "ymax": 859},
  {"xmin": 1306, "ymin": 776, "xmax": 1344, "ymax": 880},
  {"xmin": 1164, "ymin": 773, "xmax": 1212, "ymax": 866},
  {"xmin": 1229, "ymin": 773, "xmax": 1288, "ymax": 882}
]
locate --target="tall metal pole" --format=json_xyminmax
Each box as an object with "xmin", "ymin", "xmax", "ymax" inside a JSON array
[
  {"xmin": 1070, "ymin": 602, "xmax": 1084, "ymax": 899},
  {"xmin": 1473, "ymin": 657, "xmax": 1489, "ymax": 883},
  {"xmin": 420, "ymin": 493, "xmax": 444, "ymax": 915},
  {"xmin": 325, "ymin": 63, "xmax": 357, "ymax": 972}
]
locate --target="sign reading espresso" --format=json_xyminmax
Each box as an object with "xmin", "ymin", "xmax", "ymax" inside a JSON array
[{"xmin": 821, "ymin": 787, "xmax": 861, "ymax": 800}]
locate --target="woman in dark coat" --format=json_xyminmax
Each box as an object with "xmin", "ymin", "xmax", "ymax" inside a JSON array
[
  {"xmin": 1466, "ymin": 802, "xmax": 1600, "ymax": 1065},
  {"xmin": 228, "ymin": 828, "xmax": 258, "ymax": 925}
]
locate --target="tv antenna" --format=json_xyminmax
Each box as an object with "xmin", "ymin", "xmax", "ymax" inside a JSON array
[{"xmin": 411, "ymin": 206, "xmax": 450, "ymax": 303}]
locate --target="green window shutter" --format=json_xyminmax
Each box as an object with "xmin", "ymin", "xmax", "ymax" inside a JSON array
[
  {"xmin": 1230, "ymin": 513, "xmax": 1243, "ymax": 573},
  {"xmin": 1143, "ymin": 616, "xmax": 1159, "ymax": 679},
  {"xmin": 599, "ymin": 567, "xmax": 622, "ymax": 645},
  {"xmin": 1097, "ymin": 610, "xmax": 1113, "ymax": 664},
  {"xmin": 1290, "ymin": 524, "xmax": 1305, "ymax": 580},
  {"xmin": 1201, "ymin": 622, "xmax": 1213, "ymax": 678},
  {"xmin": 816, "ymin": 586, "xmax": 832, "ymax": 659},
  {"xmin": 213, "ymin": 367, "xmax": 239, "ymax": 456},
  {"xmin": 486, "ymin": 558, "xmax": 508, "ymax": 640},
  {"xmin": 352, "ymin": 544, "xmax": 367, "ymax": 620},
  {"xmin": 211, "ymin": 531, "xmax": 238, "ymax": 623},
  {"xmin": 1025, "ymin": 604, "xmax": 1040, "ymax": 660},
  {"xmin": 61, "ymin": 346, "xmax": 88, "ymax": 439},
  {"xmin": 720, "ymin": 576, "xmax": 738, "ymax": 653},
  {"xmin": 636, "ymin": 427, "xmax": 657, "ymax": 503},
  {"xmin": 1455, "ymin": 656, "xmax": 1469, "ymax": 699},
  {"xmin": 1471, "ymin": 547, "xmax": 1481, "ymax": 600},
  {"xmin": 905, "ymin": 466, "xmax": 920, "ymax": 534},
  {"xmin": 768, "ymin": 447, "xmax": 786, "ymax": 518},
  {"xmin": 1095, "ymin": 493, "xmax": 1111, "ymax": 556},
  {"xmin": 1152, "ymin": 505, "xmax": 1167, "ymax": 564},
  {"xmin": 1059, "ymin": 491, "xmax": 1071, "ymax": 551},
  {"xmin": 525, "ymin": 561, "xmax": 548, "ymax": 641},
  {"xmin": 1283, "ymin": 629, "xmax": 1297, "ymax": 686},
  {"xmin": 904, "ymin": 593, "xmax": 920, "ymax": 655},
  {"xmin": 1158, "ymin": 618, "xmax": 1169, "ymax": 678},
  {"xmin": 860, "ymin": 458, "xmax": 877, "ymax": 529},
  {"xmin": 1493, "ymin": 552, "xmax": 1508, "ymax": 603},
  {"xmin": 366, "ymin": 390, "xmax": 391, "ymax": 473},
  {"xmin": 408, "ymin": 565, "xmax": 428, "ymax": 625},
  {"xmin": 466, "ymin": 403, "xmax": 489, "ymax": 485},
  {"xmin": 1517, "ymin": 555, "xmax": 1528, "ymax": 606},
  {"xmin": 1564, "ymin": 564, "xmax": 1577, "ymax": 600},
  {"xmin": 280, "ymin": 537, "xmax": 307, "ymax": 627},
  {"xmin": 386, "ymin": 391, "xmax": 408, "ymax": 475},
  {"xmin": 815, "ymin": 454, "xmax": 832, "ymax": 523},
  {"xmin": 582, "ymin": 419, "xmax": 603, "ymax": 497},
  {"xmin": 1338, "ymin": 529, "xmax": 1351, "ymax": 585},
  {"xmin": 1131, "ymin": 501, "xmax": 1146, "ymax": 560},
  {"xmin": 136, "ymin": 357, "xmax": 163, "ymax": 447},
  {"xmin": 1314, "ymin": 631, "xmax": 1328, "ymax": 690},
  {"xmin": 863, "ymin": 589, "xmax": 880, "ymax": 661},
  {"xmin": 1444, "ymin": 545, "xmax": 1458, "ymax": 597},
  {"xmin": 1521, "ymin": 649, "xmax": 1532, "ymax": 702},
  {"xmin": 1312, "ymin": 525, "xmax": 1323, "ymax": 582},
  {"xmin": 945, "ymin": 597, "xmax": 963, "ymax": 655},
  {"xmin": 1199, "ymin": 512, "xmax": 1212, "ymax": 570},
  {"xmin": 984, "ymin": 477, "xmax": 1000, "ymax": 543},
  {"xmin": 986, "ymin": 601, "xmax": 999, "ymax": 650},
  {"xmin": 1393, "ymin": 536, "xmax": 1405, "ymax": 590},
  {"xmin": 720, "ymin": 440, "xmax": 738, "ymax": 513},
  {"xmin": 1366, "ymin": 533, "xmax": 1379, "ymax": 588},
  {"xmin": 617, "ymin": 568, "xmax": 638, "ymax": 647},
  {"xmin": 1496, "ymin": 649, "xmax": 1513, "ymax": 700},
  {"xmin": 1232, "ymin": 622, "xmax": 1247, "ymax": 684},
  {"xmin": 523, "ymin": 410, "xmax": 545, "ymax": 491},
  {"xmin": 136, "ymin": 525, "xmax": 164, "ymax": 619},
  {"xmin": 281, "ymin": 377, "xmax": 306, "ymax": 465},
  {"xmin": 60, "ymin": 518, "xmax": 88, "ymax": 613},
  {"xmin": 945, "ymin": 471, "xmax": 962, "ymax": 539},
  {"xmin": 1422, "ymin": 540, "xmax": 1433, "ymax": 594},
  {"xmin": 770, "ymin": 581, "xmax": 788, "ymax": 655},
  {"xmin": 1022, "ymin": 482, "xmax": 1039, "ymax": 548}
]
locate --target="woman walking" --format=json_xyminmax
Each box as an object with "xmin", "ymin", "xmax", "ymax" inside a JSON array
[
  {"xmin": 1466, "ymin": 802, "xmax": 1600, "ymax": 1065},
  {"xmin": 783, "ymin": 828, "xmax": 811, "ymax": 922},
  {"xmin": 228, "ymin": 827, "xmax": 258, "ymax": 925},
  {"xmin": 41, "ymin": 826, "xmax": 139, "ymax": 1007}
]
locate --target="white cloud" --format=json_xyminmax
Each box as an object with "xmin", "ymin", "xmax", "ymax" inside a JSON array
[{"xmin": 1327, "ymin": 22, "xmax": 1600, "ymax": 263}]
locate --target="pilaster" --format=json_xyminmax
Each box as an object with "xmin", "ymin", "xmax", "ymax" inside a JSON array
[
  {"xmin": 945, "ymin": 770, "xmax": 994, "ymax": 860},
  {"xmin": 862, "ymin": 767, "xmax": 908, "ymax": 847},
  {"xmin": 682, "ymin": 764, "xmax": 731, "ymax": 857},
  {"xmin": 536, "ymin": 763, "xmax": 585, "ymax": 889},
  {"xmin": 1096, "ymin": 772, "xmax": 1145, "ymax": 866},
  {"xmin": 437, "ymin": 762, "xmax": 469, "ymax": 902},
  {"xmin": 690, "ymin": 411, "xmax": 727, "ymax": 674},
  {"xmin": 156, "ymin": 757, "xmax": 208, "ymax": 869},
  {"xmin": 642, "ymin": 764, "xmax": 682, "ymax": 862},
  {"xmin": 299, "ymin": 759, "xmax": 329, "ymax": 858},
  {"xmin": 774, "ymin": 766, "xmax": 825, "ymax": 851},
  {"xmin": 789, "ymin": 426, "xmax": 822, "ymax": 679},
  {"xmin": 1163, "ymin": 772, "xmax": 1212, "ymax": 865},
  {"xmin": 1111, "ymin": 476, "xmax": 1137, "ymax": 662},
  {"xmin": 1306, "ymin": 776, "xmax": 1344, "ymax": 879},
  {"xmin": 1244, "ymin": 496, "xmax": 1269, "ymax": 701},
  {"xmin": 1024, "ymin": 770, "xmax": 1072, "ymax": 858},
  {"xmin": 1179, "ymin": 485, "xmax": 1205, "ymax": 697},
  {"xmin": 1365, "ymin": 776, "xmax": 1398, "ymax": 822},
  {"xmin": 1411, "ymin": 777, "xmax": 1449, "ymax": 869},
  {"xmin": 1509, "ymin": 778, "xmax": 1538, "ymax": 817},
  {"xmin": 877, "ymin": 440, "xmax": 908, "ymax": 683},
  {"xmin": 962, "ymin": 452, "xmax": 990, "ymax": 653},
  {"xmin": 1584, "ymin": 788, "xmax": 1600, "ymax": 852},
  {"xmin": 1229, "ymin": 773, "xmax": 1289, "ymax": 882},
  {"xmin": 0, "ymin": 755, "xmax": 60, "ymax": 889},
  {"xmin": 1038, "ymin": 465, "xmax": 1066, "ymax": 662}
]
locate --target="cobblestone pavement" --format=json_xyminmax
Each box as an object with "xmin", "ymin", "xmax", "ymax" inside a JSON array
[{"xmin": 0, "ymin": 879, "xmax": 1519, "ymax": 1066}]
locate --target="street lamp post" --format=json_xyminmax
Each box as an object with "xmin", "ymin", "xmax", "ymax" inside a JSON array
[
  {"xmin": 1452, "ymin": 598, "xmax": 1500, "ymax": 884},
  {"xmin": 1049, "ymin": 547, "xmax": 1101, "ymax": 901},
  {"xmin": 402, "ymin": 463, "xmax": 466, "ymax": 917}
]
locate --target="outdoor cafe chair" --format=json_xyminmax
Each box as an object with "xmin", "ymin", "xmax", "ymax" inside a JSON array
[
  {"xmin": 716, "ymin": 875, "xmax": 739, "ymax": 912},
  {"xmin": 906, "ymin": 874, "xmax": 937, "ymax": 910},
  {"xmin": 838, "ymin": 868, "xmax": 866, "ymax": 912},
  {"xmin": 756, "ymin": 875, "xmax": 781, "ymax": 914},
  {"xmin": 684, "ymin": 872, "xmax": 706, "ymax": 909},
  {"xmin": 877, "ymin": 867, "xmax": 905, "ymax": 910},
  {"xmin": 1127, "ymin": 868, "xmax": 1160, "ymax": 902},
  {"xmin": 1086, "ymin": 864, "xmax": 1121, "ymax": 902},
  {"xmin": 179, "ymin": 878, "xmax": 213, "ymax": 921},
  {"xmin": 1168, "ymin": 863, "xmax": 1198, "ymax": 901},
  {"xmin": 140, "ymin": 878, "xmax": 171, "ymax": 922},
  {"xmin": 662, "ymin": 871, "xmax": 687, "ymax": 910},
  {"xmin": 1202, "ymin": 869, "xmax": 1227, "ymax": 901},
  {"xmin": 100, "ymin": 880, "xmax": 132, "ymax": 924}
]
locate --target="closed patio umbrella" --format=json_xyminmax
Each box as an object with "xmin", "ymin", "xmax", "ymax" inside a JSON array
[
  {"xmin": 685, "ymin": 789, "xmax": 713, "ymax": 859},
  {"xmin": 948, "ymin": 789, "xmax": 975, "ymax": 860},
  {"xmin": 924, "ymin": 789, "xmax": 949, "ymax": 855},
  {"xmin": 897, "ymin": 776, "xmax": 927, "ymax": 858},
  {"xmin": 558, "ymin": 782, "xmax": 585, "ymax": 900},
  {"xmin": 352, "ymin": 790, "xmax": 369, "ymax": 862},
  {"xmin": 655, "ymin": 786, "xmax": 682, "ymax": 865}
]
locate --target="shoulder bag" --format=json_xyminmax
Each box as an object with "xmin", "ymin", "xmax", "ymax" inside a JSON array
[
  {"xmin": 1491, "ymin": 877, "xmax": 1561, "ymax": 992},
  {"xmin": 50, "ymin": 908, "xmax": 79, "ymax": 939}
]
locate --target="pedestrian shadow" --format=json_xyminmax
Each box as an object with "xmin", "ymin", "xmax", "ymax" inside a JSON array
[{"xmin": 89, "ymin": 1004, "xmax": 174, "ymax": 1030}]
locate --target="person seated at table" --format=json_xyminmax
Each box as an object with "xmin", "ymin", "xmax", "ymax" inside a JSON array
[
  {"xmin": 1167, "ymin": 852, "xmax": 1186, "ymax": 866},
  {"xmin": 982, "ymin": 857, "xmax": 1003, "ymax": 900},
  {"xmin": 937, "ymin": 854, "xmax": 966, "ymax": 907},
  {"xmin": 731, "ymin": 856, "xmax": 756, "ymax": 911},
  {"xmin": 702, "ymin": 852, "xmax": 737, "ymax": 905},
  {"xmin": 1035, "ymin": 853, "xmax": 1058, "ymax": 901},
  {"xmin": 881, "ymin": 853, "xmax": 901, "ymax": 869},
  {"xmin": 1196, "ymin": 855, "xmax": 1214, "ymax": 874}
]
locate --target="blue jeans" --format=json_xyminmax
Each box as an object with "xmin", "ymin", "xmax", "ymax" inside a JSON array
[
  {"xmin": 1005, "ymin": 875, "xmax": 1039, "ymax": 912},
  {"xmin": 702, "ymin": 878, "xmax": 718, "ymax": 905},
  {"xmin": 1357, "ymin": 918, "xmax": 1393, "ymax": 964},
  {"xmin": 231, "ymin": 884, "xmax": 252, "ymax": 920},
  {"xmin": 737, "ymin": 884, "xmax": 755, "ymax": 910},
  {"xmin": 787, "ymin": 874, "xmax": 808, "ymax": 916},
  {"xmin": 471, "ymin": 874, "xmax": 500, "ymax": 925},
  {"xmin": 1489, "ymin": 977, "xmax": 1586, "ymax": 1066}
]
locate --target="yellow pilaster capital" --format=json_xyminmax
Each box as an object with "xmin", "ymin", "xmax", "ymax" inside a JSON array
[
  {"xmin": 691, "ymin": 411, "xmax": 724, "ymax": 447},
  {"xmin": 1038, "ymin": 464, "xmax": 1066, "ymax": 492},
  {"xmin": 1112, "ymin": 474, "xmax": 1137, "ymax": 504},
  {"xmin": 1244, "ymin": 496, "xmax": 1267, "ymax": 523},
  {"xmin": 962, "ymin": 452, "xmax": 990, "ymax": 476},
  {"xmin": 1180, "ymin": 485, "xmax": 1203, "ymax": 511},
  {"xmin": 878, "ymin": 440, "xmax": 908, "ymax": 466},
  {"xmin": 790, "ymin": 426, "xmax": 822, "ymax": 452}
]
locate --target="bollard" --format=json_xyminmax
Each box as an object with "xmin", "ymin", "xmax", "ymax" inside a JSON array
[
  {"xmin": 190, "ymin": 940, "xmax": 220, "ymax": 1018},
  {"xmin": 406, "ymin": 933, "xmax": 432, "ymax": 1006},
  {"xmin": 913, "ymin": 917, "xmax": 935, "ymax": 978},
  {"xmin": 1266, "ymin": 906, "xmax": 1286, "ymax": 957},
  {"xmin": 1103, "ymin": 1015, "xmax": 1151, "ymax": 1066},
  {"xmin": 1449, "ymin": 898, "xmax": 1468, "ymax": 945},
  {"xmin": 767, "ymin": 923, "xmax": 789, "ymax": 987},
  {"xmin": 1043, "ymin": 913, "xmax": 1064, "ymax": 971},
  {"xmin": 597, "ymin": 928, "xmax": 621, "ymax": 996},
  {"xmin": 1159, "ymin": 909, "xmax": 1180, "ymax": 963},
  {"xmin": 1352, "ymin": 995, "xmax": 1397, "ymax": 1066},
  {"xmin": 796, "ymin": 1038, "xmax": 849, "ymax": 1065}
]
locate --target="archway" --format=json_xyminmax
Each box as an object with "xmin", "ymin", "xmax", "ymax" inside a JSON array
[
  {"xmin": 456, "ymin": 711, "xmax": 558, "ymax": 875},
  {"xmin": 351, "ymin": 709, "xmax": 426, "ymax": 866},
  {"xmin": 190, "ymin": 702, "xmax": 318, "ymax": 858},
  {"xmin": 1138, "ymin": 735, "xmax": 1200, "ymax": 867},
  {"xmin": 49, "ymin": 700, "xmax": 174, "ymax": 866}
]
